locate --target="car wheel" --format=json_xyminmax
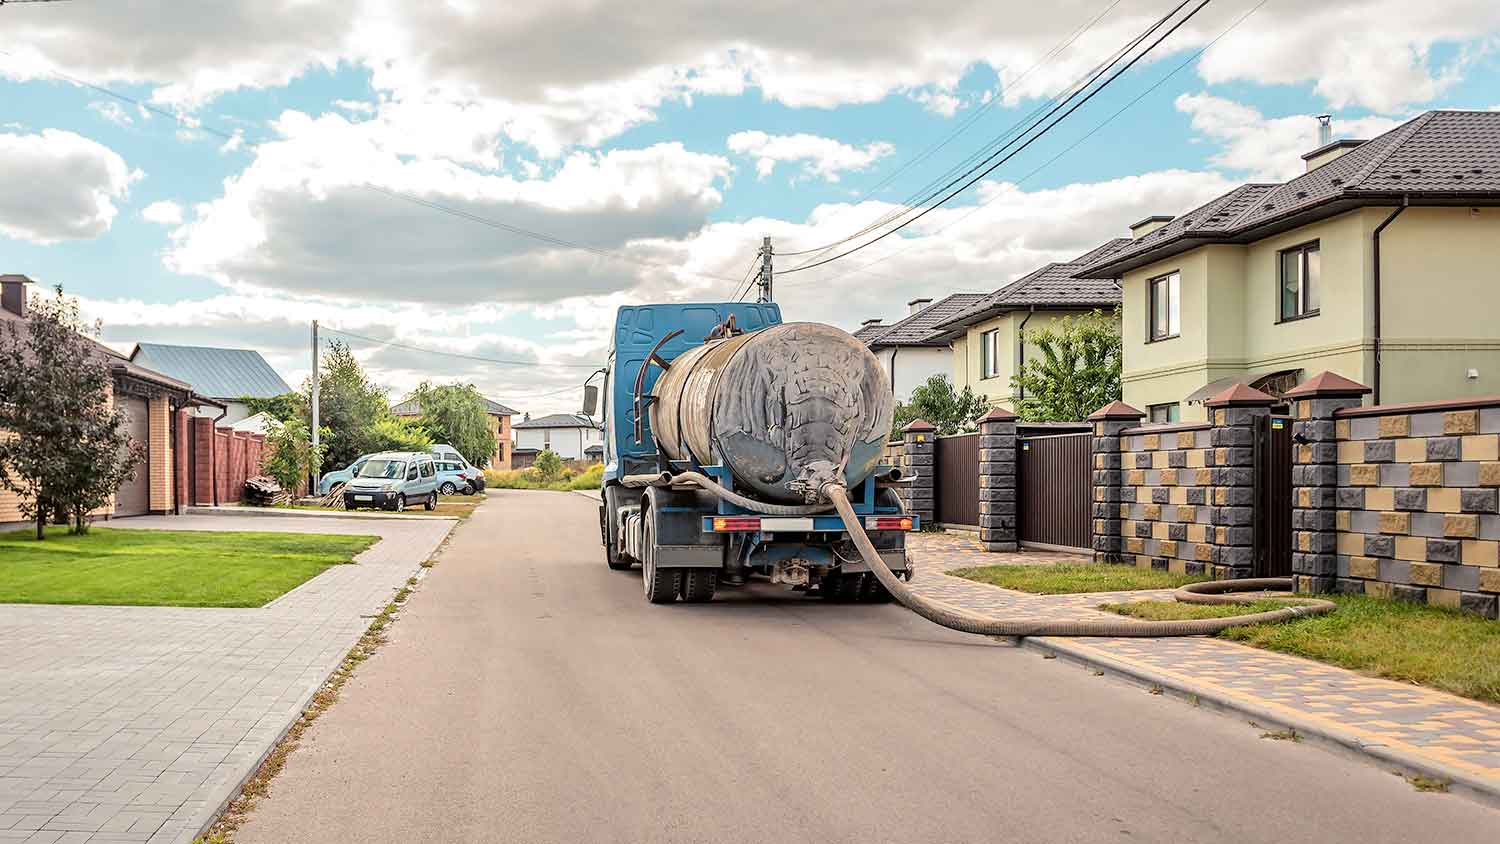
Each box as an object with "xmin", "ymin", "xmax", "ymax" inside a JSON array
[
  {"xmin": 424, "ymin": 494, "xmax": 437, "ymax": 511},
  {"xmin": 440, "ymin": 482, "xmax": 457, "ymax": 495},
  {"xmin": 394, "ymin": 494, "xmax": 406, "ymax": 512},
  {"xmin": 462, "ymin": 482, "xmax": 474, "ymax": 495}
]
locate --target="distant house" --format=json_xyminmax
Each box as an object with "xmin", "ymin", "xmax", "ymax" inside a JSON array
[
  {"xmin": 513, "ymin": 413, "xmax": 602, "ymax": 461},
  {"xmin": 391, "ymin": 394, "xmax": 518, "ymax": 469},
  {"xmin": 129, "ymin": 343, "xmax": 291, "ymax": 425},
  {"xmin": 2, "ymin": 274, "xmax": 197, "ymax": 522},
  {"xmin": 929, "ymin": 240, "xmax": 1126, "ymax": 409},
  {"xmin": 857, "ymin": 295, "xmax": 984, "ymax": 403}
]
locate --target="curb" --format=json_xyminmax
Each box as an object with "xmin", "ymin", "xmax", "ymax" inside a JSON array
[
  {"xmin": 183, "ymin": 505, "xmax": 458, "ymax": 522},
  {"xmin": 1020, "ymin": 635, "xmax": 1500, "ymax": 810}
]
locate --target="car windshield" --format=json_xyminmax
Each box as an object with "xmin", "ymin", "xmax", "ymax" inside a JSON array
[{"xmin": 358, "ymin": 459, "xmax": 406, "ymax": 480}]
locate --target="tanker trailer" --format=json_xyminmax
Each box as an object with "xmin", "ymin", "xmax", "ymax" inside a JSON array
[{"xmin": 589, "ymin": 302, "xmax": 915, "ymax": 604}]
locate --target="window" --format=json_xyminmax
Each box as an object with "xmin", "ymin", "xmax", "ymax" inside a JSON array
[
  {"xmin": 1149, "ymin": 403, "xmax": 1180, "ymax": 424},
  {"xmin": 419, "ymin": 459, "xmax": 435, "ymax": 479},
  {"xmin": 1149, "ymin": 272, "xmax": 1180, "ymax": 341},
  {"xmin": 980, "ymin": 329, "xmax": 1000, "ymax": 378},
  {"xmin": 543, "ymin": 431, "xmax": 551, "ymax": 449},
  {"xmin": 1279, "ymin": 241, "xmax": 1320, "ymax": 320}
]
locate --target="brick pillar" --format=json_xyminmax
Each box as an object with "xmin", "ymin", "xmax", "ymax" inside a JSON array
[
  {"xmin": 1283, "ymin": 372, "xmax": 1371, "ymax": 594},
  {"xmin": 191, "ymin": 416, "xmax": 215, "ymax": 505},
  {"xmin": 1204, "ymin": 384, "xmax": 1277, "ymax": 580},
  {"xmin": 978, "ymin": 407, "xmax": 1018, "ymax": 551},
  {"xmin": 174, "ymin": 408, "xmax": 190, "ymax": 514},
  {"xmin": 901, "ymin": 419, "xmax": 937, "ymax": 527},
  {"xmin": 1088, "ymin": 401, "xmax": 1145, "ymax": 564}
]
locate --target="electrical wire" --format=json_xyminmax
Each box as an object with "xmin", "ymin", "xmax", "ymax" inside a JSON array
[
  {"xmin": 777, "ymin": 0, "xmax": 1214, "ymax": 276},
  {"xmin": 322, "ymin": 326, "xmax": 601, "ymax": 369}
]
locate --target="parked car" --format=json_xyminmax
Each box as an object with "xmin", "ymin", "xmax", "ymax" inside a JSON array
[
  {"xmin": 343, "ymin": 452, "xmax": 439, "ymax": 512},
  {"xmin": 431, "ymin": 444, "xmax": 486, "ymax": 490},
  {"xmin": 433, "ymin": 459, "xmax": 478, "ymax": 495},
  {"xmin": 319, "ymin": 453, "xmax": 375, "ymax": 496}
]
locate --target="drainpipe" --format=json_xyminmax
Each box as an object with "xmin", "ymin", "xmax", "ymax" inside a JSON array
[
  {"xmin": 888, "ymin": 348, "xmax": 899, "ymax": 396},
  {"xmin": 1372, "ymin": 198, "xmax": 1409, "ymax": 405},
  {"xmin": 1016, "ymin": 307, "xmax": 1035, "ymax": 404}
]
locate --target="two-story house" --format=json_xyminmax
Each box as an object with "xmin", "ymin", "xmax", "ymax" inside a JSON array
[
  {"xmin": 930, "ymin": 239, "xmax": 1127, "ymax": 408},
  {"xmin": 512, "ymin": 413, "xmax": 603, "ymax": 462},
  {"xmin": 392, "ymin": 393, "xmax": 517, "ymax": 469},
  {"xmin": 856, "ymin": 295, "xmax": 983, "ymax": 402},
  {"xmin": 1077, "ymin": 110, "xmax": 1500, "ymax": 422}
]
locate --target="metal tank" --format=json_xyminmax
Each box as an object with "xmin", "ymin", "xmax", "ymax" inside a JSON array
[{"xmin": 650, "ymin": 322, "xmax": 895, "ymax": 503}]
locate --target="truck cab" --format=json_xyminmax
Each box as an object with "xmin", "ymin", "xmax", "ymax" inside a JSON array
[{"xmin": 591, "ymin": 302, "xmax": 913, "ymax": 604}]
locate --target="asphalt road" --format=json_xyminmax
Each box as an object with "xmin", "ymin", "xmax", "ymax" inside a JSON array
[{"xmin": 237, "ymin": 489, "xmax": 1498, "ymax": 844}]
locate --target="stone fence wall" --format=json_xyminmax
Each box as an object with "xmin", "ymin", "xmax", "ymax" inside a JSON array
[{"xmin": 1114, "ymin": 422, "xmax": 1215, "ymax": 576}]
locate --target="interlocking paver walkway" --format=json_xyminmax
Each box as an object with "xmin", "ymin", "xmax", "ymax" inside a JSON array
[
  {"xmin": 0, "ymin": 514, "xmax": 455, "ymax": 844},
  {"xmin": 905, "ymin": 533, "xmax": 1500, "ymax": 795}
]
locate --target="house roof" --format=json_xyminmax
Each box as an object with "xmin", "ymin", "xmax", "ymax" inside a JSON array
[
  {"xmin": 391, "ymin": 395, "xmax": 518, "ymax": 417},
  {"xmin": 862, "ymin": 293, "xmax": 985, "ymax": 348},
  {"xmin": 513, "ymin": 412, "xmax": 594, "ymax": 429},
  {"xmin": 1081, "ymin": 110, "xmax": 1500, "ymax": 277},
  {"xmin": 852, "ymin": 321, "xmax": 892, "ymax": 344},
  {"xmin": 929, "ymin": 239, "xmax": 1128, "ymax": 338},
  {"xmin": 129, "ymin": 342, "xmax": 291, "ymax": 399},
  {"xmin": 1, "ymin": 301, "xmax": 192, "ymax": 396}
]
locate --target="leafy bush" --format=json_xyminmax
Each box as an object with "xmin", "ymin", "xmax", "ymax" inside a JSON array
[
  {"xmin": 263, "ymin": 417, "xmax": 325, "ymax": 494},
  {"xmin": 369, "ymin": 416, "xmax": 432, "ymax": 452},
  {"xmin": 533, "ymin": 449, "xmax": 563, "ymax": 481},
  {"xmin": 567, "ymin": 464, "xmax": 605, "ymax": 490}
]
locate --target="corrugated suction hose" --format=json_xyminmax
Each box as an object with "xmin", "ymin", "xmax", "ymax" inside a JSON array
[{"xmin": 667, "ymin": 471, "xmax": 1334, "ymax": 637}]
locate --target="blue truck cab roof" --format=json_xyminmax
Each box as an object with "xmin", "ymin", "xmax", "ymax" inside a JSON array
[{"xmin": 602, "ymin": 302, "xmax": 781, "ymax": 483}]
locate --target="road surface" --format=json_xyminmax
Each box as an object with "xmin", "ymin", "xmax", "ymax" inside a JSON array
[{"xmin": 237, "ymin": 489, "xmax": 1498, "ymax": 843}]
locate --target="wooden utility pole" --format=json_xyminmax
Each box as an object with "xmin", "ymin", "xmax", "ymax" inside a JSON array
[
  {"xmin": 757, "ymin": 236, "xmax": 773, "ymax": 303},
  {"xmin": 310, "ymin": 320, "xmax": 320, "ymax": 492}
]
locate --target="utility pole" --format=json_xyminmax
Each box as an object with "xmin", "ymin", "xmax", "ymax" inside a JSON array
[
  {"xmin": 757, "ymin": 236, "xmax": 773, "ymax": 303},
  {"xmin": 310, "ymin": 320, "xmax": 320, "ymax": 493}
]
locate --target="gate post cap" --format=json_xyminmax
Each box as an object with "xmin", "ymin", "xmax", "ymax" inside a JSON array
[
  {"xmin": 1203, "ymin": 382, "xmax": 1277, "ymax": 407},
  {"xmin": 1087, "ymin": 400, "xmax": 1145, "ymax": 421},
  {"xmin": 979, "ymin": 407, "xmax": 1016, "ymax": 422},
  {"xmin": 1282, "ymin": 371, "xmax": 1371, "ymax": 399},
  {"xmin": 902, "ymin": 418, "xmax": 937, "ymax": 433}
]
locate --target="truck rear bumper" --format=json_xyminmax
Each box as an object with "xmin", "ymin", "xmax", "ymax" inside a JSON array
[{"xmin": 835, "ymin": 550, "xmax": 909, "ymax": 574}]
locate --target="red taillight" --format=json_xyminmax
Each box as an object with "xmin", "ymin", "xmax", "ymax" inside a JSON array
[
  {"xmin": 864, "ymin": 516, "xmax": 913, "ymax": 531},
  {"xmin": 711, "ymin": 517, "xmax": 762, "ymax": 532}
]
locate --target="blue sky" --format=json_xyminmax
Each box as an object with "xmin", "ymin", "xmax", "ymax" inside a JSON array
[{"xmin": 2, "ymin": 0, "xmax": 1497, "ymax": 412}]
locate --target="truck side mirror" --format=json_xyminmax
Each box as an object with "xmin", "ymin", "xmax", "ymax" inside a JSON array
[{"xmin": 581, "ymin": 384, "xmax": 599, "ymax": 417}]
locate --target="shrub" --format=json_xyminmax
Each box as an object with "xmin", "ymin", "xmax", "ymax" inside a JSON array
[{"xmin": 534, "ymin": 449, "xmax": 564, "ymax": 481}]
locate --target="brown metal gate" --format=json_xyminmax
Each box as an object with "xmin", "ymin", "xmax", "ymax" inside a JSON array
[
  {"xmin": 1018, "ymin": 432, "xmax": 1092, "ymax": 551},
  {"xmin": 115, "ymin": 396, "xmax": 150, "ymax": 517},
  {"xmin": 935, "ymin": 433, "xmax": 979, "ymax": 528},
  {"xmin": 1256, "ymin": 414, "xmax": 1293, "ymax": 578}
]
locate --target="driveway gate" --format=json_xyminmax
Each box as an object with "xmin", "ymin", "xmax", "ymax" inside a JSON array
[
  {"xmin": 934, "ymin": 432, "xmax": 979, "ymax": 528},
  {"xmin": 1018, "ymin": 432, "xmax": 1092, "ymax": 552}
]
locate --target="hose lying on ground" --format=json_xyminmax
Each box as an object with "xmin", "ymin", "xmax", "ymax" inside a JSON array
[{"xmin": 663, "ymin": 472, "xmax": 1334, "ymax": 638}]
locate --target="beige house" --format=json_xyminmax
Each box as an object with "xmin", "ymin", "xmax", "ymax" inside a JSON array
[
  {"xmin": 930, "ymin": 239, "xmax": 1126, "ymax": 409},
  {"xmin": 856, "ymin": 294, "xmax": 983, "ymax": 403},
  {"xmin": 392, "ymin": 394, "xmax": 517, "ymax": 469},
  {"xmin": 1078, "ymin": 110, "xmax": 1500, "ymax": 422}
]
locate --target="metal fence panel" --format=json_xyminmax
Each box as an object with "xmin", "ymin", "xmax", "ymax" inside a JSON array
[
  {"xmin": 1256, "ymin": 415, "xmax": 1294, "ymax": 577},
  {"xmin": 1018, "ymin": 433, "xmax": 1092, "ymax": 551},
  {"xmin": 935, "ymin": 433, "xmax": 980, "ymax": 527}
]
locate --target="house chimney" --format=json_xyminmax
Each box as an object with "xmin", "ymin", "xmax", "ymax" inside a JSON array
[
  {"xmin": 907, "ymin": 297, "xmax": 932, "ymax": 315},
  {"xmin": 1128, "ymin": 216, "xmax": 1174, "ymax": 239},
  {"xmin": 0, "ymin": 274, "xmax": 33, "ymax": 318},
  {"xmin": 1302, "ymin": 116, "xmax": 1367, "ymax": 173}
]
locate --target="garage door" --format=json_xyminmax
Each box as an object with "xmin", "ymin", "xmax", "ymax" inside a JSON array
[{"xmin": 115, "ymin": 396, "xmax": 150, "ymax": 517}]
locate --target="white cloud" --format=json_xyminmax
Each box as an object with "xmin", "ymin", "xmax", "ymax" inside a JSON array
[
  {"xmin": 0, "ymin": 129, "xmax": 140, "ymax": 244},
  {"xmin": 88, "ymin": 101, "xmax": 133, "ymax": 126},
  {"xmin": 1176, "ymin": 93, "xmax": 1405, "ymax": 181},
  {"xmin": 140, "ymin": 200, "xmax": 183, "ymax": 225},
  {"xmin": 727, "ymin": 131, "xmax": 894, "ymax": 183}
]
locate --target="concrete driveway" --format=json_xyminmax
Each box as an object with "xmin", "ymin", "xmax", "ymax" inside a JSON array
[
  {"xmin": 233, "ymin": 490, "xmax": 1498, "ymax": 844},
  {"xmin": 0, "ymin": 513, "xmax": 454, "ymax": 844}
]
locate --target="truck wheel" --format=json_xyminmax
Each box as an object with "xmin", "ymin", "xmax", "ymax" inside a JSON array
[
  {"xmin": 642, "ymin": 515, "xmax": 678, "ymax": 603},
  {"xmin": 821, "ymin": 572, "xmax": 855, "ymax": 602},
  {"xmin": 680, "ymin": 569, "xmax": 717, "ymax": 603},
  {"xmin": 602, "ymin": 503, "xmax": 632, "ymax": 570},
  {"xmin": 859, "ymin": 573, "xmax": 891, "ymax": 603}
]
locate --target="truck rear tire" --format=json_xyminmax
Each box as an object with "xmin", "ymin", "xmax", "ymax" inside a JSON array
[
  {"xmin": 680, "ymin": 569, "xmax": 717, "ymax": 603},
  {"xmin": 642, "ymin": 515, "xmax": 679, "ymax": 603},
  {"xmin": 601, "ymin": 500, "xmax": 632, "ymax": 570},
  {"xmin": 859, "ymin": 573, "xmax": 891, "ymax": 603}
]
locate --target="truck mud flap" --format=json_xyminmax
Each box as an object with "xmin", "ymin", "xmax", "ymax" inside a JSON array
[{"xmin": 653, "ymin": 544, "xmax": 724, "ymax": 569}]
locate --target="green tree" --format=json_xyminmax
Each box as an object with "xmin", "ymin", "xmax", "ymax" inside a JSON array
[
  {"xmin": 0, "ymin": 287, "xmax": 144, "ymax": 539},
  {"xmin": 409, "ymin": 382, "xmax": 495, "ymax": 466},
  {"xmin": 890, "ymin": 374, "xmax": 989, "ymax": 438},
  {"xmin": 263, "ymin": 416, "xmax": 325, "ymax": 494},
  {"xmin": 308, "ymin": 341, "xmax": 389, "ymax": 469},
  {"xmin": 242, "ymin": 392, "xmax": 307, "ymax": 423},
  {"xmin": 533, "ymin": 449, "xmax": 563, "ymax": 482},
  {"xmin": 369, "ymin": 416, "xmax": 433, "ymax": 453},
  {"xmin": 1011, "ymin": 310, "xmax": 1122, "ymax": 422}
]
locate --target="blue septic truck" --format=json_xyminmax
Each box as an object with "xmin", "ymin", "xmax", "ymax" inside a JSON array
[{"xmin": 585, "ymin": 301, "xmax": 914, "ymax": 604}]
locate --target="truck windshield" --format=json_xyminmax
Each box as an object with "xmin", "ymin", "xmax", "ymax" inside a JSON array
[{"xmin": 358, "ymin": 459, "xmax": 406, "ymax": 480}]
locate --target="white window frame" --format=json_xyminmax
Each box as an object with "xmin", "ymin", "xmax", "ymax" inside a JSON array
[
  {"xmin": 980, "ymin": 329, "xmax": 1000, "ymax": 379},
  {"xmin": 1278, "ymin": 240, "xmax": 1320, "ymax": 321},
  {"xmin": 1149, "ymin": 271, "xmax": 1181, "ymax": 341}
]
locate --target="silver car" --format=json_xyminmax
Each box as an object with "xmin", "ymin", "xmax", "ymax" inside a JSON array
[{"xmin": 343, "ymin": 452, "xmax": 440, "ymax": 512}]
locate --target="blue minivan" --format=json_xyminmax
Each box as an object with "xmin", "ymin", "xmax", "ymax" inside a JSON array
[{"xmin": 343, "ymin": 452, "xmax": 440, "ymax": 512}]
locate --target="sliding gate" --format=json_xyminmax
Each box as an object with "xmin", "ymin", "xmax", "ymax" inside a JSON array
[{"xmin": 1018, "ymin": 432, "xmax": 1092, "ymax": 552}]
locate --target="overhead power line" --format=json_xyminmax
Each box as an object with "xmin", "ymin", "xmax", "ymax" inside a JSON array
[
  {"xmin": 776, "ymin": 0, "xmax": 1213, "ymax": 276},
  {"xmin": 321, "ymin": 326, "xmax": 601, "ymax": 369}
]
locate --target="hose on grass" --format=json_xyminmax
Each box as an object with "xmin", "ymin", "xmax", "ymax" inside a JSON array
[{"xmin": 664, "ymin": 471, "xmax": 1334, "ymax": 638}]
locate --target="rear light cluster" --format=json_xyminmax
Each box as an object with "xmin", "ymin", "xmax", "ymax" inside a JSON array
[
  {"xmin": 864, "ymin": 516, "xmax": 913, "ymax": 531},
  {"xmin": 712, "ymin": 517, "xmax": 762, "ymax": 531}
]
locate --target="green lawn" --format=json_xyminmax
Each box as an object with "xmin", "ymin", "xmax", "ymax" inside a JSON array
[
  {"xmin": 949, "ymin": 563, "xmax": 1209, "ymax": 595},
  {"xmin": 0, "ymin": 527, "xmax": 378, "ymax": 608},
  {"xmin": 1100, "ymin": 595, "xmax": 1500, "ymax": 704}
]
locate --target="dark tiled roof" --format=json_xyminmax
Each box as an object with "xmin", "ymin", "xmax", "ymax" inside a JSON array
[
  {"xmin": 930, "ymin": 239, "xmax": 1128, "ymax": 335},
  {"xmin": 1082, "ymin": 110, "xmax": 1500, "ymax": 277},
  {"xmin": 130, "ymin": 343, "xmax": 290, "ymax": 399},
  {"xmin": 851, "ymin": 322, "xmax": 891, "ymax": 343},
  {"xmin": 392, "ymin": 394, "xmax": 518, "ymax": 417},
  {"xmin": 514, "ymin": 412, "xmax": 594, "ymax": 429},
  {"xmin": 864, "ymin": 293, "xmax": 985, "ymax": 348}
]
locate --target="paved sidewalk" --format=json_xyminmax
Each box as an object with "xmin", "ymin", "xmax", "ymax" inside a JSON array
[
  {"xmin": 0, "ymin": 514, "xmax": 455, "ymax": 844},
  {"xmin": 903, "ymin": 545, "xmax": 1500, "ymax": 803}
]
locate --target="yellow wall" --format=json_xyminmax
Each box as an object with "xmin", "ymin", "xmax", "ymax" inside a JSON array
[
  {"xmin": 148, "ymin": 396, "xmax": 173, "ymax": 513},
  {"xmin": 952, "ymin": 310, "xmax": 1091, "ymax": 409},
  {"xmin": 1121, "ymin": 206, "xmax": 1500, "ymax": 417}
]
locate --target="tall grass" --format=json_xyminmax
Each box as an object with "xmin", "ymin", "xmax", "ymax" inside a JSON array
[{"xmin": 485, "ymin": 462, "xmax": 603, "ymax": 491}]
